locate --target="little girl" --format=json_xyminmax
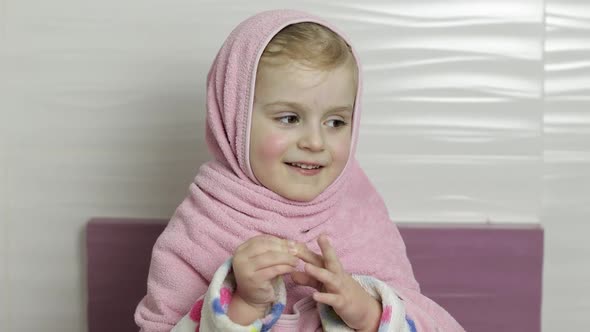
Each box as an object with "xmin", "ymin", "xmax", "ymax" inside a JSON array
[{"xmin": 135, "ymin": 9, "xmax": 465, "ymax": 332}]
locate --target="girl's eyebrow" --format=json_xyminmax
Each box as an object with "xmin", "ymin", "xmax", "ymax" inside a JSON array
[{"xmin": 263, "ymin": 101, "xmax": 353, "ymax": 113}]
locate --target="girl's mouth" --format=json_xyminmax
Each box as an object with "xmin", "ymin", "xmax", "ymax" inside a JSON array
[
  {"xmin": 286, "ymin": 162, "xmax": 322, "ymax": 169},
  {"xmin": 285, "ymin": 162, "xmax": 324, "ymax": 176}
]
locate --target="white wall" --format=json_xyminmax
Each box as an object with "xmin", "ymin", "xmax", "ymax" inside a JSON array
[
  {"xmin": 543, "ymin": 0, "xmax": 590, "ymax": 328},
  {"xmin": 0, "ymin": 0, "xmax": 588, "ymax": 331}
]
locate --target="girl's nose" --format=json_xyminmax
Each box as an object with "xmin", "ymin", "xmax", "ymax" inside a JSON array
[{"xmin": 297, "ymin": 125, "xmax": 325, "ymax": 152}]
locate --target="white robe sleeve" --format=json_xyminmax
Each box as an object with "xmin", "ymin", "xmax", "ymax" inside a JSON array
[
  {"xmin": 317, "ymin": 275, "xmax": 417, "ymax": 332},
  {"xmin": 171, "ymin": 258, "xmax": 287, "ymax": 332}
]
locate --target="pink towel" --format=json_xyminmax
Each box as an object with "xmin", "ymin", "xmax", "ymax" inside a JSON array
[{"xmin": 135, "ymin": 9, "xmax": 464, "ymax": 332}]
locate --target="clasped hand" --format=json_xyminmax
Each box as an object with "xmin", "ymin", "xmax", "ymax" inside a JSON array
[{"xmin": 231, "ymin": 234, "xmax": 381, "ymax": 331}]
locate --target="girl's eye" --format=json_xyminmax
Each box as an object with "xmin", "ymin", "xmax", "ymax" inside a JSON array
[
  {"xmin": 326, "ymin": 119, "xmax": 348, "ymax": 128},
  {"xmin": 277, "ymin": 115, "xmax": 299, "ymax": 124}
]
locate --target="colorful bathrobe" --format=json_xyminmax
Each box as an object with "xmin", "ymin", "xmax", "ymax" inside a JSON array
[
  {"xmin": 171, "ymin": 258, "xmax": 416, "ymax": 332},
  {"xmin": 135, "ymin": 9, "xmax": 465, "ymax": 332}
]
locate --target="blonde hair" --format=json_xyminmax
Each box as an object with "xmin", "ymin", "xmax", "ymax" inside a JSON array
[{"xmin": 260, "ymin": 22, "xmax": 356, "ymax": 72}]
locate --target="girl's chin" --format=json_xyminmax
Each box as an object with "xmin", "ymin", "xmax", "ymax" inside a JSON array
[{"xmin": 278, "ymin": 186, "xmax": 323, "ymax": 202}]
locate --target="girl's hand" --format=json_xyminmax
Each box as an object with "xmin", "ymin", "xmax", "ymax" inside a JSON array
[
  {"xmin": 232, "ymin": 235, "xmax": 299, "ymax": 311},
  {"xmin": 291, "ymin": 234, "xmax": 382, "ymax": 331}
]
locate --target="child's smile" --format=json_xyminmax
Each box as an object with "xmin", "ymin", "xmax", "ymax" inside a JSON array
[
  {"xmin": 285, "ymin": 162, "xmax": 323, "ymax": 176},
  {"xmin": 283, "ymin": 159, "xmax": 326, "ymax": 180},
  {"xmin": 249, "ymin": 58, "xmax": 357, "ymax": 202}
]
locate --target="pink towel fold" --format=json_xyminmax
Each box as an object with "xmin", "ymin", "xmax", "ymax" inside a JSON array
[{"xmin": 135, "ymin": 9, "xmax": 464, "ymax": 332}]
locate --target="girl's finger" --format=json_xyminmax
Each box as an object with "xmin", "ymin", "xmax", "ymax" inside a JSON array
[
  {"xmin": 293, "ymin": 242, "xmax": 324, "ymax": 268},
  {"xmin": 317, "ymin": 234, "xmax": 343, "ymax": 272},
  {"xmin": 250, "ymin": 251, "xmax": 299, "ymax": 271},
  {"xmin": 239, "ymin": 235, "xmax": 292, "ymax": 258},
  {"xmin": 312, "ymin": 292, "xmax": 343, "ymax": 309},
  {"xmin": 290, "ymin": 271, "xmax": 322, "ymax": 289},
  {"xmin": 255, "ymin": 264, "xmax": 297, "ymax": 282},
  {"xmin": 304, "ymin": 262, "xmax": 336, "ymax": 288}
]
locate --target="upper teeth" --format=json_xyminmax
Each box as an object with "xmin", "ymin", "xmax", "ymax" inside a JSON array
[{"xmin": 291, "ymin": 163, "xmax": 320, "ymax": 169}]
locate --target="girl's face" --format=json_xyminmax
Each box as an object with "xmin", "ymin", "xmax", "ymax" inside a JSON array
[{"xmin": 250, "ymin": 58, "xmax": 357, "ymax": 202}]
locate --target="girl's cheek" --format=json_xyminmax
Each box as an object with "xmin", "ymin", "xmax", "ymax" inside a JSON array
[
  {"xmin": 331, "ymin": 135, "xmax": 352, "ymax": 163},
  {"xmin": 255, "ymin": 132, "xmax": 290, "ymax": 161}
]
